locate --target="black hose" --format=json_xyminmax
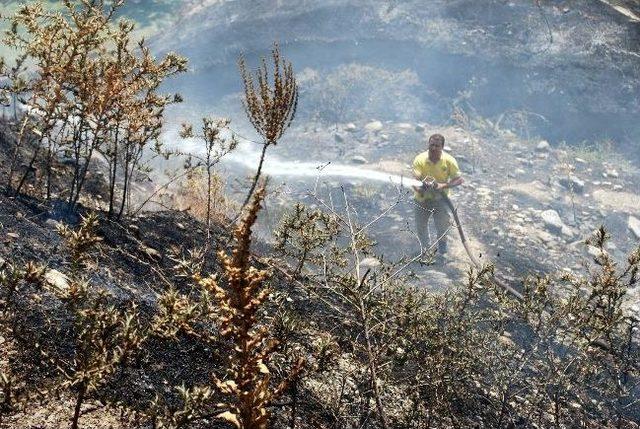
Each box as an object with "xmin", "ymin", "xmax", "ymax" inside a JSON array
[{"xmin": 440, "ymin": 193, "xmax": 524, "ymax": 301}]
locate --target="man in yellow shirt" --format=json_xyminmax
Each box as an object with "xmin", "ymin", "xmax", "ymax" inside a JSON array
[{"xmin": 412, "ymin": 133, "xmax": 464, "ymax": 261}]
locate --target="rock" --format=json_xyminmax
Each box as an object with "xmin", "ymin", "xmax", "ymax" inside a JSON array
[
  {"xmin": 364, "ymin": 120, "xmax": 383, "ymax": 133},
  {"xmin": 558, "ymin": 176, "xmax": 585, "ymax": 194},
  {"xmin": 142, "ymin": 245, "xmax": 161, "ymax": 260},
  {"xmin": 613, "ymin": 184, "xmax": 623, "ymax": 191},
  {"xmin": 605, "ymin": 169, "xmax": 619, "ymax": 178},
  {"xmin": 334, "ymin": 133, "xmax": 344, "ymax": 143},
  {"xmin": 0, "ymin": 256, "xmax": 5, "ymax": 268},
  {"xmin": 359, "ymin": 257, "xmax": 381, "ymax": 269},
  {"xmin": 587, "ymin": 245, "xmax": 603, "ymax": 259},
  {"xmin": 561, "ymin": 225, "xmax": 576, "ymax": 238},
  {"xmin": 350, "ymin": 156, "xmax": 368, "ymax": 165},
  {"xmin": 176, "ymin": 222, "xmax": 186, "ymax": 231},
  {"xmin": 535, "ymin": 140, "xmax": 550, "ymax": 151},
  {"xmin": 574, "ymin": 157, "xmax": 587, "ymax": 165},
  {"xmin": 540, "ymin": 210, "xmax": 564, "ymax": 234},
  {"xmin": 45, "ymin": 269, "xmax": 70, "ymax": 292},
  {"xmin": 345, "ymin": 123, "xmax": 357, "ymax": 132},
  {"xmin": 6, "ymin": 232, "xmax": 19, "ymax": 240},
  {"xmin": 536, "ymin": 230, "xmax": 555, "ymax": 244},
  {"xmin": 628, "ymin": 216, "xmax": 640, "ymax": 239},
  {"xmin": 45, "ymin": 218, "xmax": 61, "ymax": 228},
  {"xmin": 415, "ymin": 124, "xmax": 425, "ymax": 133}
]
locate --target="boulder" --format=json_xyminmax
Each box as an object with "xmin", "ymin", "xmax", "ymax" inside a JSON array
[
  {"xmin": 628, "ymin": 216, "xmax": 640, "ymax": 239},
  {"xmin": 345, "ymin": 123, "xmax": 357, "ymax": 132}
]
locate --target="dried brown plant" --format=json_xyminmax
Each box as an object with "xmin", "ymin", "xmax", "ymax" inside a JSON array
[
  {"xmin": 212, "ymin": 186, "xmax": 303, "ymax": 428},
  {"xmin": 3, "ymin": 0, "xmax": 186, "ymax": 213},
  {"xmin": 179, "ymin": 117, "xmax": 238, "ymax": 237},
  {"xmin": 238, "ymin": 43, "xmax": 298, "ymax": 209}
]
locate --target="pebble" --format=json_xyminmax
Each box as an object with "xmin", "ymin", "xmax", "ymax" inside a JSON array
[
  {"xmin": 536, "ymin": 140, "xmax": 550, "ymax": 151},
  {"xmin": 558, "ymin": 176, "xmax": 585, "ymax": 194},
  {"xmin": 364, "ymin": 120, "xmax": 383, "ymax": 133},
  {"xmin": 350, "ymin": 156, "xmax": 368, "ymax": 165},
  {"xmin": 359, "ymin": 257, "xmax": 381, "ymax": 268}
]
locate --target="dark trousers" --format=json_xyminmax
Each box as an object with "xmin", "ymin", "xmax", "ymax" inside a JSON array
[{"xmin": 414, "ymin": 197, "xmax": 451, "ymax": 254}]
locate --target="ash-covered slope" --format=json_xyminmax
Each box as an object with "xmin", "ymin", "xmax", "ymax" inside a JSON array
[{"xmin": 155, "ymin": 0, "xmax": 640, "ymax": 153}]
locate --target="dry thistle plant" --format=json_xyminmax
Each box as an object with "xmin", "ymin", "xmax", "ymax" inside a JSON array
[
  {"xmin": 238, "ymin": 42, "xmax": 298, "ymax": 208},
  {"xmin": 150, "ymin": 187, "xmax": 302, "ymax": 429},
  {"xmin": 179, "ymin": 117, "xmax": 238, "ymax": 237},
  {"xmin": 212, "ymin": 187, "xmax": 304, "ymax": 428}
]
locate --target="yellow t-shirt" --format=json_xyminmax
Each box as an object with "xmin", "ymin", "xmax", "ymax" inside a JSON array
[{"xmin": 412, "ymin": 151, "xmax": 461, "ymax": 201}]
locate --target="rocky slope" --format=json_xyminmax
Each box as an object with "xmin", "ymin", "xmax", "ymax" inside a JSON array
[{"xmin": 155, "ymin": 0, "xmax": 640, "ymax": 153}]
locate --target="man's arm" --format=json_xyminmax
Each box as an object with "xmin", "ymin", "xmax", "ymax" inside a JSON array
[{"xmin": 435, "ymin": 176, "xmax": 463, "ymax": 190}]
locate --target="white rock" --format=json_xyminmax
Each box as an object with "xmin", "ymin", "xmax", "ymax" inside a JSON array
[
  {"xmin": 359, "ymin": 257, "xmax": 381, "ymax": 269},
  {"xmin": 364, "ymin": 120, "xmax": 383, "ymax": 133},
  {"xmin": 628, "ymin": 216, "xmax": 640, "ymax": 239},
  {"xmin": 540, "ymin": 210, "xmax": 565, "ymax": 234},
  {"xmin": 350, "ymin": 156, "xmax": 368, "ymax": 165},
  {"xmin": 345, "ymin": 123, "xmax": 357, "ymax": 132},
  {"xmin": 536, "ymin": 140, "xmax": 550, "ymax": 151},
  {"xmin": 45, "ymin": 269, "xmax": 70, "ymax": 292},
  {"xmin": 558, "ymin": 176, "xmax": 585, "ymax": 193},
  {"xmin": 606, "ymin": 169, "xmax": 619, "ymax": 178}
]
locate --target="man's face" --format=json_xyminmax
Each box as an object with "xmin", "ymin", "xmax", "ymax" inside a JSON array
[{"xmin": 428, "ymin": 140, "xmax": 443, "ymax": 160}]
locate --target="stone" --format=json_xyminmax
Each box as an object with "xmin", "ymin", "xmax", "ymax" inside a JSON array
[
  {"xmin": 359, "ymin": 257, "xmax": 381, "ymax": 269},
  {"xmin": 45, "ymin": 269, "xmax": 70, "ymax": 292},
  {"xmin": 364, "ymin": 120, "xmax": 383, "ymax": 133},
  {"xmin": 540, "ymin": 210, "xmax": 564, "ymax": 234},
  {"xmin": 415, "ymin": 124, "xmax": 425, "ymax": 133},
  {"xmin": 6, "ymin": 232, "xmax": 19, "ymax": 239},
  {"xmin": 535, "ymin": 140, "xmax": 550, "ymax": 151},
  {"xmin": 613, "ymin": 184, "xmax": 623, "ymax": 191},
  {"xmin": 176, "ymin": 222, "xmax": 186, "ymax": 231},
  {"xmin": 606, "ymin": 169, "xmax": 619, "ymax": 178},
  {"xmin": 628, "ymin": 216, "xmax": 640, "ymax": 239},
  {"xmin": 45, "ymin": 218, "xmax": 61, "ymax": 228},
  {"xmin": 574, "ymin": 157, "xmax": 587, "ymax": 165},
  {"xmin": 587, "ymin": 245, "xmax": 603, "ymax": 259},
  {"xmin": 350, "ymin": 156, "xmax": 368, "ymax": 165},
  {"xmin": 334, "ymin": 133, "xmax": 344, "ymax": 143},
  {"xmin": 561, "ymin": 225, "xmax": 576, "ymax": 238},
  {"xmin": 558, "ymin": 176, "xmax": 585, "ymax": 194},
  {"xmin": 142, "ymin": 245, "xmax": 161, "ymax": 260},
  {"xmin": 536, "ymin": 230, "xmax": 555, "ymax": 244},
  {"xmin": 345, "ymin": 123, "xmax": 357, "ymax": 132}
]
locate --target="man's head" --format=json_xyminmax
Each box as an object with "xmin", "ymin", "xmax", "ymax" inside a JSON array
[{"xmin": 428, "ymin": 133, "xmax": 445, "ymax": 161}]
